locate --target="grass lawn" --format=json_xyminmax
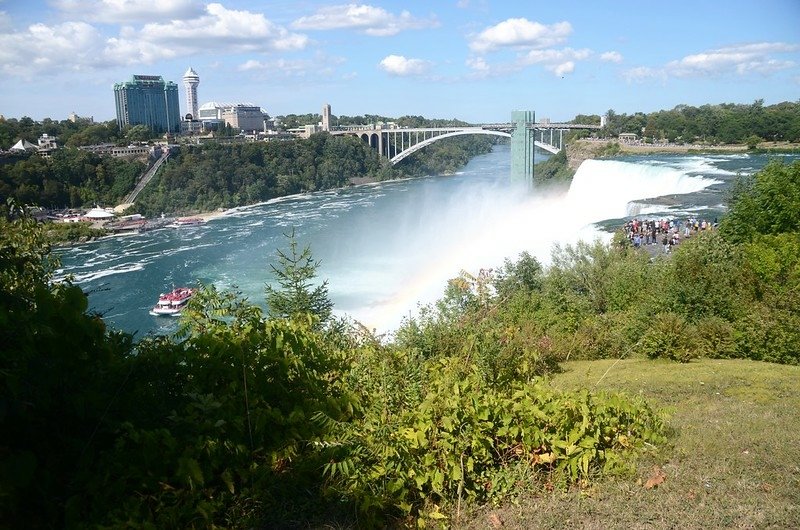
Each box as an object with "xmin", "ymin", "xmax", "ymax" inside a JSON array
[{"xmin": 461, "ymin": 358, "xmax": 800, "ymax": 529}]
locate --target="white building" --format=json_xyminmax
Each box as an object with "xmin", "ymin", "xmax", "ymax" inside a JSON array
[
  {"xmin": 198, "ymin": 102, "xmax": 266, "ymax": 133},
  {"xmin": 182, "ymin": 67, "xmax": 200, "ymax": 120},
  {"xmin": 37, "ymin": 134, "xmax": 58, "ymax": 157}
]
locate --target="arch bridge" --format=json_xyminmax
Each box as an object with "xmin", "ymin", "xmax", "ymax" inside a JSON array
[{"xmin": 329, "ymin": 114, "xmax": 600, "ymax": 182}]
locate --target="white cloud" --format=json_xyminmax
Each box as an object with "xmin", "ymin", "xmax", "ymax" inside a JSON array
[
  {"xmin": 622, "ymin": 66, "xmax": 663, "ymax": 82},
  {"xmin": 238, "ymin": 58, "xmax": 309, "ymax": 75},
  {"xmin": 379, "ymin": 55, "xmax": 431, "ymax": 76},
  {"xmin": 624, "ymin": 42, "xmax": 798, "ymax": 81},
  {"xmin": 666, "ymin": 43, "xmax": 797, "ymax": 77},
  {"xmin": 0, "ymin": 3, "xmax": 310, "ymax": 76},
  {"xmin": 551, "ymin": 62, "xmax": 575, "ymax": 77},
  {"xmin": 52, "ymin": 0, "xmax": 204, "ymax": 24},
  {"xmin": 469, "ymin": 18, "xmax": 572, "ymax": 53},
  {"xmin": 292, "ymin": 4, "xmax": 438, "ymax": 37},
  {"xmin": 238, "ymin": 53, "xmax": 346, "ymax": 78},
  {"xmin": 520, "ymin": 47, "xmax": 590, "ymax": 65},
  {"xmin": 600, "ymin": 51, "xmax": 622, "ymax": 63},
  {"xmin": 510, "ymin": 48, "xmax": 586, "ymax": 77},
  {"xmin": 0, "ymin": 21, "xmax": 107, "ymax": 77},
  {"xmin": 466, "ymin": 56, "xmax": 490, "ymax": 73},
  {"xmin": 135, "ymin": 3, "xmax": 307, "ymax": 51}
]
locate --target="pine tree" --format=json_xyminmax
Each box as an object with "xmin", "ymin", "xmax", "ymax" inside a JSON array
[{"xmin": 265, "ymin": 229, "xmax": 333, "ymax": 326}]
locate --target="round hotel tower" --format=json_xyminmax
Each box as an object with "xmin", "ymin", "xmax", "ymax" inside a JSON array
[{"xmin": 182, "ymin": 67, "xmax": 200, "ymax": 120}]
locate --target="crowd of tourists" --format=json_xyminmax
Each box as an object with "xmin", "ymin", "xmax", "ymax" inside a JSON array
[{"xmin": 622, "ymin": 217, "xmax": 717, "ymax": 254}]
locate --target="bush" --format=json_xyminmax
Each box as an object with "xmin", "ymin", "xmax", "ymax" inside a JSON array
[
  {"xmin": 734, "ymin": 305, "xmax": 800, "ymax": 365},
  {"xmin": 693, "ymin": 316, "xmax": 737, "ymax": 359},
  {"xmin": 322, "ymin": 361, "xmax": 665, "ymax": 523},
  {"xmin": 637, "ymin": 312, "xmax": 698, "ymax": 362}
]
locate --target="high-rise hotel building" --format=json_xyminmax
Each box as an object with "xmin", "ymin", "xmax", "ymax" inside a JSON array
[{"xmin": 114, "ymin": 75, "xmax": 181, "ymax": 134}]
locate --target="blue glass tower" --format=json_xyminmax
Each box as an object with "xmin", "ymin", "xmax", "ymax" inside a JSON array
[{"xmin": 114, "ymin": 75, "xmax": 181, "ymax": 134}]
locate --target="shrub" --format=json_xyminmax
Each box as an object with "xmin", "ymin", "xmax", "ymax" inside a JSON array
[
  {"xmin": 322, "ymin": 362, "xmax": 665, "ymax": 523},
  {"xmin": 693, "ymin": 316, "xmax": 737, "ymax": 359},
  {"xmin": 637, "ymin": 312, "xmax": 698, "ymax": 362},
  {"xmin": 734, "ymin": 305, "xmax": 800, "ymax": 365}
]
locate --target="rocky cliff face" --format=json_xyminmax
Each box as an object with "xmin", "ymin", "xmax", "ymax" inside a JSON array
[{"xmin": 565, "ymin": 140, "xmax": 611, "ymax": 170}]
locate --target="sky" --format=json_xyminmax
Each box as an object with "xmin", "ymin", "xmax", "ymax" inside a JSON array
[{"xmin": 1, "ymin": 0, "xmax": 799, "ymax": 124}]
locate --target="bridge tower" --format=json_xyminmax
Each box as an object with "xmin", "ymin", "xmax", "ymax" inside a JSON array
[{"xmin": 510, "ymin": 110, "xmax": 535, "ymax": 184}]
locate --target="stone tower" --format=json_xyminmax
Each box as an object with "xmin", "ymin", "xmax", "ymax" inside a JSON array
[{"xmin": 322, "ymin": 103, "xmax": 331, "ymax": 131}]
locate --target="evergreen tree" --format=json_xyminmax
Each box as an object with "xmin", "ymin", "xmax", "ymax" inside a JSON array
[{"xmin": 265, "ymin": 229, "xmax": 333, "ymax": 326}]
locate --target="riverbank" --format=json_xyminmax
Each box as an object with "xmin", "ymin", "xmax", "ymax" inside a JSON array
[{"xmin": 566, "ymin": 139, "xmax": 800, "ymax": 170}]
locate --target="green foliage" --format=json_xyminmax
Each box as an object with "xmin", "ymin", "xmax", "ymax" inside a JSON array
[
  {"xmin": 597, "ymin": 142, "xmax": 622, "ymax": 156},
  {"xmin": 0, "ymin": 116, "xmax": 121, "ymax": 151},
  {"xmin": 135, "ymin": 135, "xmax": 396, "ymax": 215},
  {"xmin": 0, "ymin": 147, "xmax": 144, "ymax": 208},
  {"xmin": 693, "ymin": 316, "xmax": 737, "ymax": 359},
  {"xmin": 602, "ymin": 100, "xmax": 800, "ymax": 144},
  {"xmin": 661, "ymin": 231, "xmax": 751, "ymax": 320},
  {"xmin": 745, "ymin": 134, "xmax": 762, "ymax": 149},
  {"xmin": 123, "ymin": 124, "xmax": 155, "ymax": 143},
  {"xmin": 732, "ymin": 304, "xmax": 800, "ymax": 364},
  {"xmin": 0, "ymin": 214, "xmax": 133, "ymax": 527},
  {"xmin": 720, "ymin": 160, "xmax": 800, "ymax": 243},
  {"xmin": 493, "ymin": 251, "xmax": 544, "ymax": 300},
  {"xmin": 265, "ymin": 230, "xmax": 334, "ymax": 327},
  {"xmin": 75, "ymin": 289, "xmax": 351, "ymax": 527},
  {"xmin": 42, "ymin": 220, "xmax": 107, "ymax": 245},
  {"xmin": 322, "ymin": 358, "xmax": 665, "ymax": 522},
  {"xmin": 533, "ymin": 148, "xmax": 574, "ymax": 185},
  {"xmin": 637, "ymin": 312, "xmax": 698, "ymax": 362}
]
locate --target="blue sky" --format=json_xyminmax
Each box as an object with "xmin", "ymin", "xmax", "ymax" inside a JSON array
[{"xmin": 1, "ymin": 0, "xmax": 798, "ymax": 124}]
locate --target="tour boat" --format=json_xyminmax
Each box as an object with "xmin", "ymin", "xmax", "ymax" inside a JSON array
[
  {"xmin": 167, "ymin": 217, "xmax": 205, "ymax": 228},
  {"xmin": 149, "ymin": 287, "xmax": 195, "ymax": 316}
]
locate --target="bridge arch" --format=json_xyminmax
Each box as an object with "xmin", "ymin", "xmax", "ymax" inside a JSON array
[
  {"xmin": 388, "ymin": 129, "xmax": 559, "ymax": 164},
  {"xmin": 358, "ymin": 131, "xmax": 380, "ymax": 150},
  {"xmin": 390, "ymin": 129, "xmax": 510, "ymax": 164}
]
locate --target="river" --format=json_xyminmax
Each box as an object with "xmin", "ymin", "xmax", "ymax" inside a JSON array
[{"xmin": 55, "ymin": 145, "xmax": 799, "ymax": 339}]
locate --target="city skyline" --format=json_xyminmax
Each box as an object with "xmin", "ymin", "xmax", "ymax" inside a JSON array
[{"xmin": 1, "ymin": 1, "xmax": 799, "ymax": 124}]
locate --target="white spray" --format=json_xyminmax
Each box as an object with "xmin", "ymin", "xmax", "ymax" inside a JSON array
[{"xmin": 348, "ymin": 158, "xmax": 722, "ymax": 333}]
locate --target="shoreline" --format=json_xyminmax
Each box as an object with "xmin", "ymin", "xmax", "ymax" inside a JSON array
[
  {"xmin": 586, "ymin": 139, "xmax": 799, "ymax": 155},
  {"xmin": 567, "ymin": 139, "xmax": 799, "ymax": 170}
]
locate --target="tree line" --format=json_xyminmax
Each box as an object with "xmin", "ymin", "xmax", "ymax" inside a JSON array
[
  {"xmin": 0, "ymin": 149, "xmax": 143, "ymax": 210},
  {"xmin": 133, "ymin": 133, "xmax": 495, "ymax": 216},
  {"xmin": 575, "ymin": 99, "xmax": 800, "ymax": 144},
  {"xmin": 1, "ymin": 111, "xmax": 496, "ymax": 216}
]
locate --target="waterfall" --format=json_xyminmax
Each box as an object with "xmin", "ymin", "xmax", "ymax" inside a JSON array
[
  {"xmin": 564, "ymin": 159, "xmax": 722, "ymax": 221},
  {"xmin": 364, "ymin": 158, "xmax": 723, "ymax": 333}
]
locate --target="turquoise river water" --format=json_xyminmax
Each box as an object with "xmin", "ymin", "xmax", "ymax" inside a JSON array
[{"xmin": 55, "ymin": 145, "xmax": 799, "ymax": 339}]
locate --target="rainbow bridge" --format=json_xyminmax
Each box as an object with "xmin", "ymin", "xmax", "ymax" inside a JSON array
[{"xmin": 328, "ymin": 111, "xmax": 601, "ymax": 182}]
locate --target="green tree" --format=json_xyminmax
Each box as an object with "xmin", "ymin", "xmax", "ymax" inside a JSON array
[
  {"xmin": 265, "ymin": 230, "xmax": 333, "ymax": 326},
  {"xmin": 745, "ymin": 134, "xmax": 761, "ymax": 149},
  {"xmin": 721, "ymin": 160, "xmax": 800, "ymax": 243},
  {"xmin": 124, "ymin": 124, "xmax": 153, "ymax": 143}
]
